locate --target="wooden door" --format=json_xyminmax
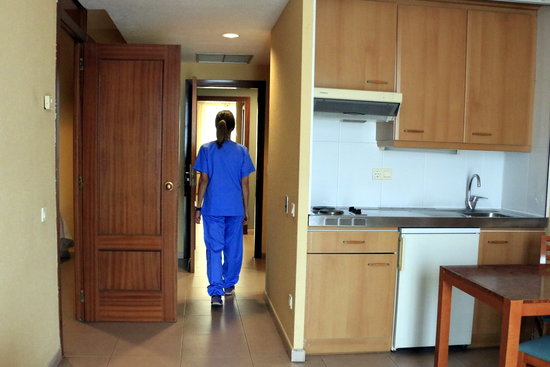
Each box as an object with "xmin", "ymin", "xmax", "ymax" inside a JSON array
[
  {"xmin": 397, "ymin": 5, "xmax": 467, "ymax": 143},
  {"xmin": 465, "ymin": 10, "xmax": 535, "ymax": 147},
  {"xmin": 471, "ymin": 229, "xmax": 543, "ymax": 346},
  {"xmin": 315, "ymin": 0, "xmax": 397, "ymax": 91},
  {"xmin": 81, "ymin": 44, "xmax": 180, "ymax": 321}
]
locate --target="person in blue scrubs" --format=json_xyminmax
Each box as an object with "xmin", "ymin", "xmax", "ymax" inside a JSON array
[{"xmin": 193, "ymin": 110, "xmax": 255, "ymax": 307}]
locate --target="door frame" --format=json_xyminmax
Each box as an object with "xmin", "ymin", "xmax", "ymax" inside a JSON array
[
  {"xmin": 183, "ymin": 79, "xmax": 267, "ymax": 269},
  {"xmin": 55, "ymin": 0, "xmax": 88, "ymax": 353},
  {"xmin": 197, "ymin": 96, "xmax": 251, "ymax": 148}
]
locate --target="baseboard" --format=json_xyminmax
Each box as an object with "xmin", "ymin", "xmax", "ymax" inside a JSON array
[
  {"xmin": 264, "ymin": 292, "xmax": 306, "ymax": 363},
  {"xmin": 291, "ymin": 348, "xmax": 306, "ymax": 363},
  {"xmin": 48, "ymin": 348, "xmax": 62, "ymax": 367}
]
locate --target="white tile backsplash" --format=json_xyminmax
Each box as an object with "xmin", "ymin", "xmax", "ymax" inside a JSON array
[
  {"xmin": 380, "ymin": 149, "xmax": 426, "ymax": 207},
  {"xmin": 311, "ymin": 114, "xmax": 510, "ymax": 209},
  {"xmin": 337, "ymin": 142, "xmax": 382, "ymax": 207},
  {"xmin": 310, "ymin": 141, "xmax": 339, "ymax": 205}
]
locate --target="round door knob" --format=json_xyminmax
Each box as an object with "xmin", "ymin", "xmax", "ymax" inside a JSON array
[{"xmin": 165, "ymin": 181, "xmax": 174, "ymax": 191}]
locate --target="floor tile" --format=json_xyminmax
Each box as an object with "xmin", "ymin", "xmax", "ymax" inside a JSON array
[
  {"xmin": 183, "ymin": 314, "xmax": 244, "ymax": 336},
  {"xmin": 253, "ymin": 355, "xmax": 326, "ymax": 367},
  {"xmin": 108, "ymin": 355, "xmax": 180, "ymax": 367},
  {"xmin": 180, "ymin": 356, "xmax": 254, "ymax": 367},
  {"xmin": 61, "ymin": 326, "xmax": 118, "ymax": 357},
  {"xmin": 58, "ymin": 232, "xmax": 501, "ymax": 367},
  {"xmin": 110, "ymin": 322, "xmax": 183, "ymax": 359},
  {"xmin": 455, "ymin": 347, "xmax": 499, "ymax": 367},
  {"xmin": 322, "ymin": 353, "xmax": 397, "ymax": 367},
  {"xmin": 181, "ymin": 333, "xmax": 250, "ymax": 358},
  {"xmin": 389, "ymin": 348, "xmax": 466, "ymax": 367},
  {"xmin": 57, "ymin": 357, "xmax": 109, "ymax": 367}
]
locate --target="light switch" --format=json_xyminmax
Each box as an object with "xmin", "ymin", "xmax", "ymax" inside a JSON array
[
  {"xmin": 40, "ymin": 207, "xmax": 47, "ymax": 222},
  {"xmin": 44, "ymin": 96, "xmax": 53, "ymax": 110}
]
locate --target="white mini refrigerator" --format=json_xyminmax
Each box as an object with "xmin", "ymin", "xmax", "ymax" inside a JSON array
[{"xmin": 392, "ymin": 228, "xmax": 480, "ymax": 350}]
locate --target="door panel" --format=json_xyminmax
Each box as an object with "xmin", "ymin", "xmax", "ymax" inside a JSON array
[{"xmin": 82, "ymin": 44, "xmax": 180, "ymax": 321}]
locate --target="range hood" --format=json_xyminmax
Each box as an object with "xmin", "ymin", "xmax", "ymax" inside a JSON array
[{"xmin": 314, "ymin": 88, "xmax": 402, "ymax": 122}]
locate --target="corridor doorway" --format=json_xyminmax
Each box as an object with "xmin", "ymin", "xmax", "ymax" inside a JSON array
[{"xmin": 183, "ymin": 80, "xmax": 267, "ymax": 274}]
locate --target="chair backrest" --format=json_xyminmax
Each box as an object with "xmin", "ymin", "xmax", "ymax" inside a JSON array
[{"xmin": 540, "ymin": 235, "xmax": 550, "ymax": 264}]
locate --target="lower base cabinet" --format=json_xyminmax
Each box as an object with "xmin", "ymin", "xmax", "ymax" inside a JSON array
[
  {"xmin": 471, "ymin": 228, "xmax": 545, "ymax": 347},
  {"xmin": 305, "ymin": 228, "xmax": 397, "ymax": 354}
]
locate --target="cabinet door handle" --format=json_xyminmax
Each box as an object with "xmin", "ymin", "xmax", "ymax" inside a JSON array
[
  {"xmin": 403, "ymin": 129, "xmax": 424, "ymax": 133},
  {"xmin": 472, "ymin": 132, "xmax": 493, "ymax": 137},
  {"xmin": 488, "ymin": 240, "xmax": 509, "ymax": 244},
  {"xmin": 342, "ymin": 240, "xmax": 366, "ymax": 245},
  {"xmin": 366, "ymin": 80, "xmax": 389, "ymax": 85},
  {"xmin": 368, "ymin": 263, "xmax": 390, "ymax": 267}
]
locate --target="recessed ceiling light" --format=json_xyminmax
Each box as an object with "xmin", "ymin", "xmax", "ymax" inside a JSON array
[{"xmin": 222, "ymin": 33, "xmax": 239, "ymax": 39}]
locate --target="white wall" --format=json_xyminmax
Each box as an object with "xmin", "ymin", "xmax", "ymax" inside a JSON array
[
  {"xmin": 502, "ymin": 7, "xmax": 550, "ymax": 217},
  {"xmin": 311, "ymin": 113, "xmax": 505, "ymax": 209}
]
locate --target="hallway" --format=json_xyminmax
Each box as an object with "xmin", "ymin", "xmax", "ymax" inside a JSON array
[{"xmin": 58, "ymin": 231, "xmax": 498, "ymax": 366}]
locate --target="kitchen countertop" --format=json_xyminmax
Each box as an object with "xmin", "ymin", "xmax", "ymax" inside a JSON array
[{"xmin": 308, "ymin": 207, "xmax": 548, "ymax": 228}]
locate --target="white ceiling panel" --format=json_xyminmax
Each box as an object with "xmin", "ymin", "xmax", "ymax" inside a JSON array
[{"xmin": 80, "ymin": 0, "xmax": 289, "ymax": 65}]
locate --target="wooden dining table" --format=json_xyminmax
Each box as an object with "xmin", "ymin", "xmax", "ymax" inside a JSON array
[{"xmin": 434, "ymin": 264, "xmax": 550, "ymax": 367}]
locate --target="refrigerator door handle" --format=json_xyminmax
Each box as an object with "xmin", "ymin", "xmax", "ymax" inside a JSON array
[{"xmin": 398, "ymin": 237, "xmax": 405, "ymax": 271}]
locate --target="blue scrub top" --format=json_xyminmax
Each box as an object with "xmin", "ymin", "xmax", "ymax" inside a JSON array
[{"xmin": 193, "ymin": 141, "xmax": 255, "ymax": 216}]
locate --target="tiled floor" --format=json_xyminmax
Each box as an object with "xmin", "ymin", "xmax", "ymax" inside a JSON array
[{"xmin": 58, "ymin": 229, "xmax": 498, "ymax": 367}]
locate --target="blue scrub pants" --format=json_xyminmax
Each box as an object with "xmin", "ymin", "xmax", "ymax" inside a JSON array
[{"xmin": 202, "ymin": 215, "xmax": 244, "ymax": 296}]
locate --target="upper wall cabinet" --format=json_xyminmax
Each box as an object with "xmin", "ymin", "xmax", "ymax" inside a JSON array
[
  {"xmin": 464, "ymin": 10, "xmax": 536, "ymax": 149},
  {"xmin": 375, "ymin": 2, "xmax": 537, "ymax": 152},
  {"xmin": 315, "ymin": 0, "xmax": 397, "ymax": 92},
  {"xmin": 396, "ymin": 5, "xmax": 467, "ymax": 143}
]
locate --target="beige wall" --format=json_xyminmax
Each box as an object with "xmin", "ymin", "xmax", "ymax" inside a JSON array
[
  {"xmin": 182, "ymin": 62, "xmax": 269, "ymax": 81},
  {"xmin": 0, "ymin": 1, "xmax": 61, "ymax": 366},
  {"xmin": 265, "ymin": 0, "xmax": 314, "ymax": 354}
]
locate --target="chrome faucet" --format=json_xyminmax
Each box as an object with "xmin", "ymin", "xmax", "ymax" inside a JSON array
[{"xmin": 466, "ymin": 174, "xmax": 487, "ymax": 211}]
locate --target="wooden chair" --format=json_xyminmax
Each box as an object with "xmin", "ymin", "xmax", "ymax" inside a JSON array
[
  {"xmin": 540, "ymin": 235, "xmax": 550, "ymax": 265},
  {"xmin": 516, "ymin": 236, "xmax": 550, "ymax": 367},
  {"xmin": 540, "ymin": 235, "xmax": 550, "ymax": 335},
  {"xmin": 517, "ymin": 336, "xmax": 550, "ymax": 367}
]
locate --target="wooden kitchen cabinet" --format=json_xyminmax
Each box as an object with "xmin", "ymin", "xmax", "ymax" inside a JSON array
[
  {"xmin": 465, "ymin": 10, "xmax": 536, "ymax": 150},
  {"xmin": 305, "ymin": 228, "xmax": 398, "ymax": 354},
  {"xmin": 471, "ymin": 229, "xmax": 544, "ymax": 347},
  {"xmin": 373, "ymin": 1, "xmax": 537, "ymax": 152},
  {"xmin": 396, "ymin": 5, "xmax": 467, "ymax": 144},
  {"xmin": 314, "ymin": 0, "xmax": 396, "ymax": 92}
]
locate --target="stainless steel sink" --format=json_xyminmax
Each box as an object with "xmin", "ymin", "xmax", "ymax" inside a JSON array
[{"xmin": 461, "ymin": 211, "xmax": 510, "ymax": 218}]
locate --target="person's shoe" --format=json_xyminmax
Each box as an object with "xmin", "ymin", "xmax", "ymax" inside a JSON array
[
  {"xmin": 211, "ymin": 295, "xmax": 223, "ymax": 307},
  {"xmin": 224, "ymin": 286, "xmax": 235, "ymax": 296}
]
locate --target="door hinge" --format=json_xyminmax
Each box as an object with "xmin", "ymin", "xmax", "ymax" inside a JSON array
[
  {"xmin": 79, "ymin": 289, "xmax": 85, "ymax": 303},
  {"xmin": 78, "ymin": 176, "xmax": 84, "ymax": 189},
  {"xmin": 79, "ymin": 57, "xmax": 84, "ymax": 71}
]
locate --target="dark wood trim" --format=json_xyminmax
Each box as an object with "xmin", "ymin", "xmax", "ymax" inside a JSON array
[
  {"xmin": 57, "ymin": 0, "xmax": 91, "ymax": 43},
  {"xmin": 197, "ymin": 96, "xmax": 251, "ymax": 148},
  {"xmin": 55, "ymin": 9, "xmax": 88, "ymax": 353},
  {"xmin": 184, "ymin": 80, "xmax": 267, "ymax": 259},
  {"xmin": 73, "ymin": 43, "xmax": 84, "ymax": 323}
]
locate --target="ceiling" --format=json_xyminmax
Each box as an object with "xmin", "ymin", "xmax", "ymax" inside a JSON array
[{"xmin": 79, "ymin": 0, "xmax": 290, "ymax": 65}]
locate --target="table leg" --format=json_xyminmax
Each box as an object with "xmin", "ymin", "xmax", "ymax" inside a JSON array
[
  {"xmin": 434, "ymin": 268, "xmax": 452, "ymax": 367},
  {"xmin": 499, "ymin": 300, "xmax": 523, "ymax": 367}
]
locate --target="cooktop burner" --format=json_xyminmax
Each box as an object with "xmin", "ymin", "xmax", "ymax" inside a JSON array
[
  {"xmin": 311, "ymin": 206, "xmax": 344, "ymax": 215},
  {"xmin": 319, "ymin": 208, "xmax": 344, "ymax": 215}
]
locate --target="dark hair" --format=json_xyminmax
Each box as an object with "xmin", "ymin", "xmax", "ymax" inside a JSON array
[{"xmin": 215, "ymin": 110, "xmax": 235, "ymax": 148}]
